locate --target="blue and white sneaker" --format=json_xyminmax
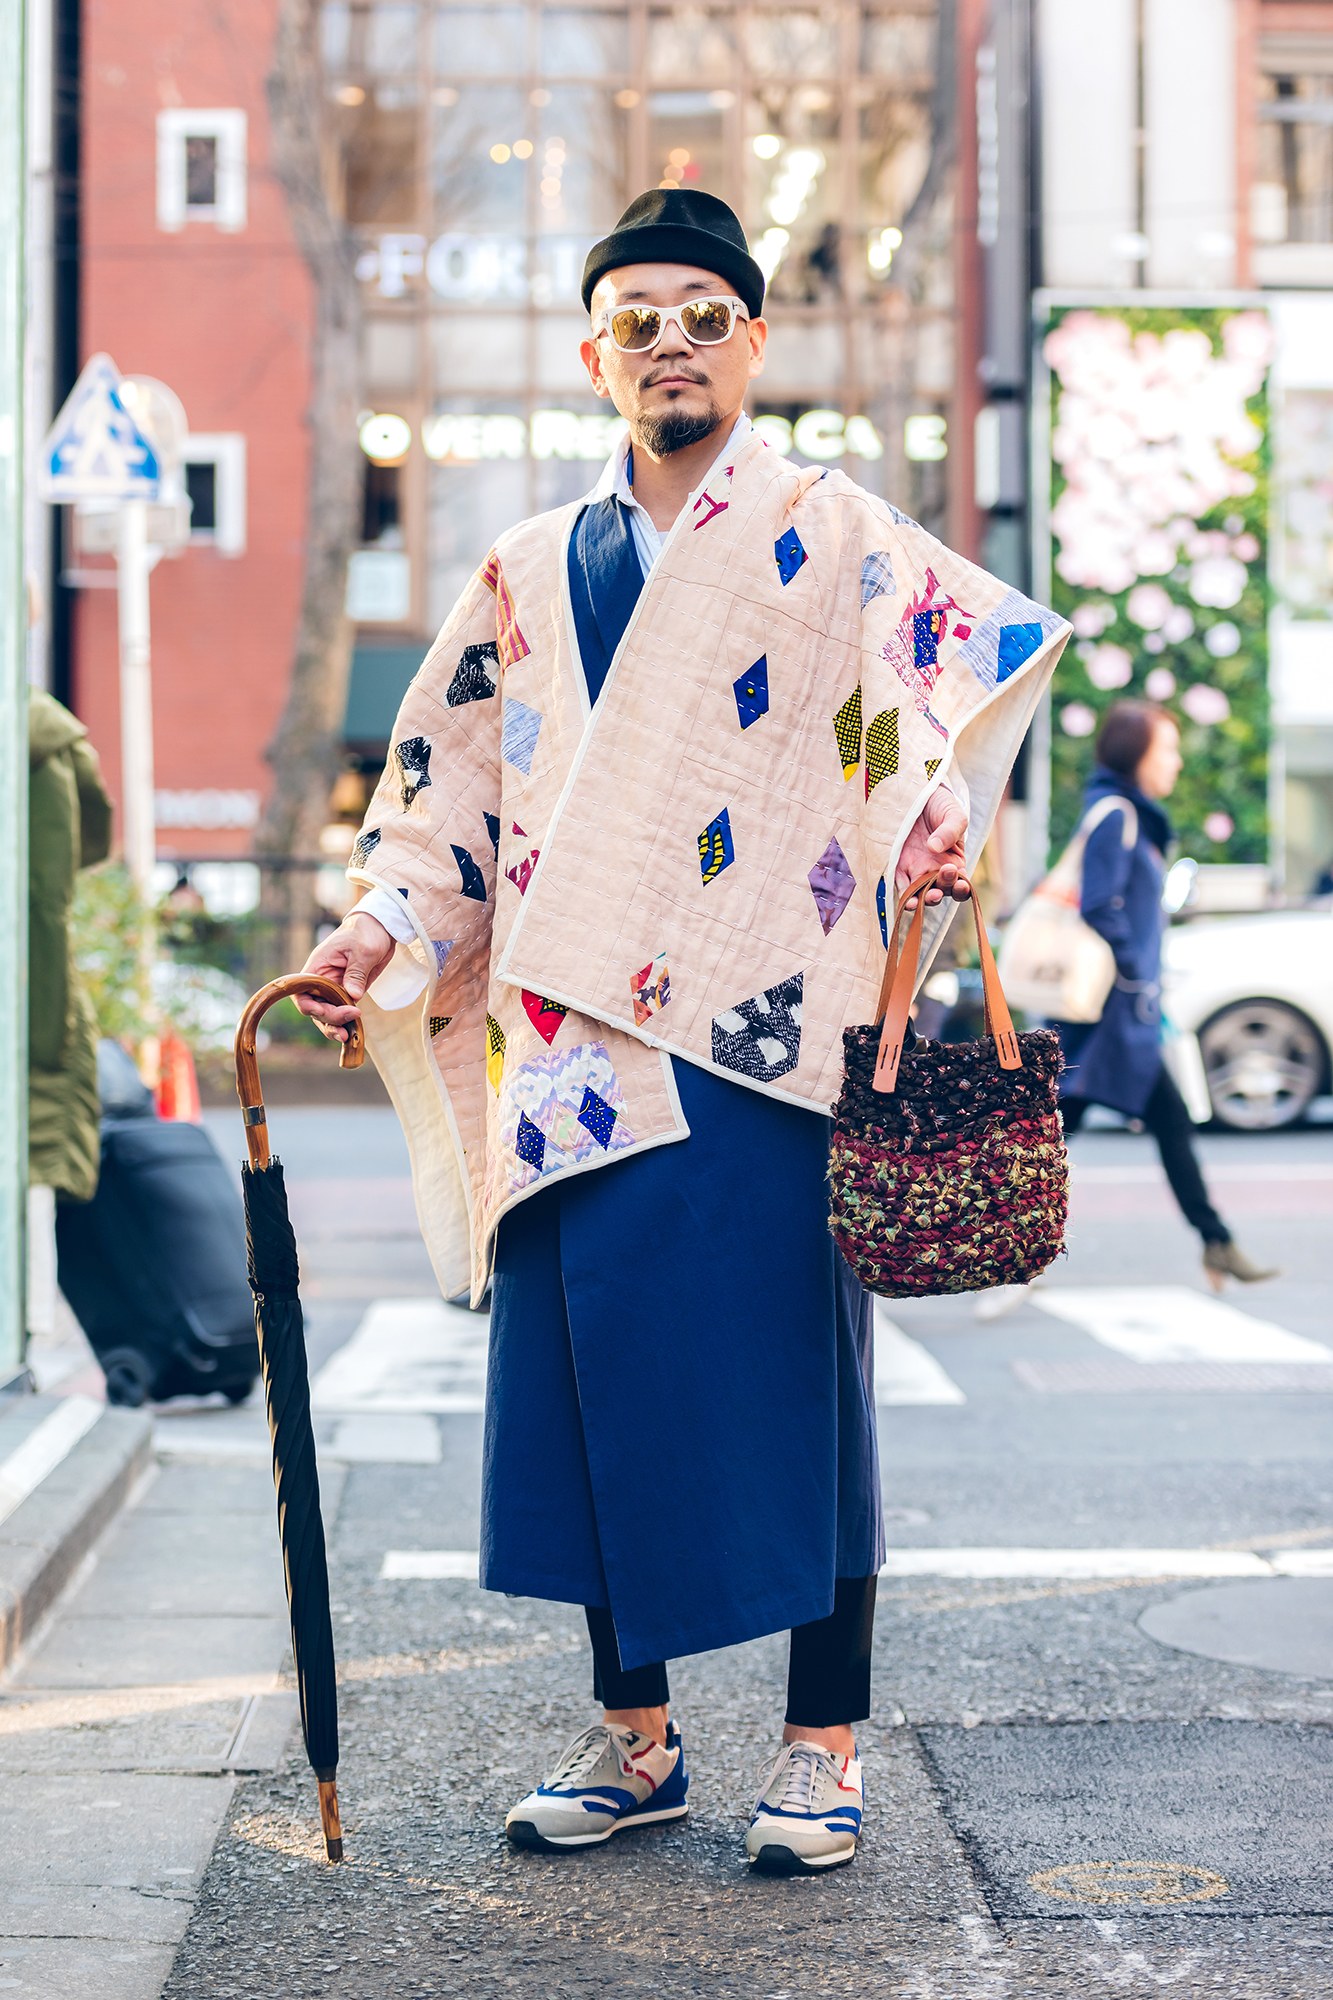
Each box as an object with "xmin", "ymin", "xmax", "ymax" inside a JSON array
[
  {"xmin": 505, "ymin": 1721, "xmax": 689, "ymax": 1851},
  {"xmin": 745, "ymin": 1740, "xmax": 863, "ymax": 1873}
]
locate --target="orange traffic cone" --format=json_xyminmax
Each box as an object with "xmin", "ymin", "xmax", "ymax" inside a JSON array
[{"xmin": 156, "ymin": 1030, "xmax": 201, "ymax": 1122}]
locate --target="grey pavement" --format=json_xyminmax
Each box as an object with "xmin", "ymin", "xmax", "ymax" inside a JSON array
[{"xmin": 3, "ymin": 1105, "xmax": 1332, "ymax": 1996}]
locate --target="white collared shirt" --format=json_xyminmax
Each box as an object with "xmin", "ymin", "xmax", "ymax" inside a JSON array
[{"xmin": 590, "ymin": 410, "xmax": 753, "ymax": 576}]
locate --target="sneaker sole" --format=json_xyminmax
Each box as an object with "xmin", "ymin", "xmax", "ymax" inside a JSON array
[
  {"xmin": 748, "ymin": 1839, "xmax": 856, "ymax": 1876},
  {"xmin": 506, "ymin": 1802, "xmax": 689, "ymax": 1853}
]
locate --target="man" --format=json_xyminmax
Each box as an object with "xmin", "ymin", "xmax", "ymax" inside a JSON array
[{"xmin": 298, "ymin": 191, "xmax": 1067, "ymax": 1874}]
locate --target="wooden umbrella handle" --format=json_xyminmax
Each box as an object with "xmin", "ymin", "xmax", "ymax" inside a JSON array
[{"xmin": 234, "ymin": 974, "xmax": 365, "ymax": 1170}]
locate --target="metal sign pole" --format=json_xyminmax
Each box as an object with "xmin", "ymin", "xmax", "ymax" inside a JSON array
[
  {"xmin": 116, "ymin": 495, "xmax": 156, "ymax": 899},
  {"xmin": 0, "ymin": 0, "xmax": 27, "ymax": 1393}
]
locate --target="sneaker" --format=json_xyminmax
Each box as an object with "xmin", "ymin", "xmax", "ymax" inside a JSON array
[
  {"xmin": 505, "ymin": 1721, "xmax": 689, "ymax": 1852},
  {"xmin": 745, "ymin": 1740, "xmax": 863, "ymax": 1874}
]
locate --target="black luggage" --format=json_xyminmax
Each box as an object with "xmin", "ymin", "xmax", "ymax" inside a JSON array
[{"xmin": 56, "ymin": 1097, "xmax": 260, "ymax": 1408}]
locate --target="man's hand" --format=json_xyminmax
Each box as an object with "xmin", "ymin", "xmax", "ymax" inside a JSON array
[
  {"xmin": 894, "ymin": 786, "xmax": 972, "ymax": 908},
  {"xmin": 293, "ymin": 915, "xmax": 396, "ymax": 1043}
]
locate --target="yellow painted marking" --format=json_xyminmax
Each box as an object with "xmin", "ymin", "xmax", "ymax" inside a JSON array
[{"xmin": 1028, "ymin": 1860, "xmax": 1230, "ymax": 1907}]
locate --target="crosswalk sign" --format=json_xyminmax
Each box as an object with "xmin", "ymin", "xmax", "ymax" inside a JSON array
[{"xmin": 40, "ymin": 353, "xmax": 162, "ymax": 502}]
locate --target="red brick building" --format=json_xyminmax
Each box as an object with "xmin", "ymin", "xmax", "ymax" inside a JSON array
[{"xmin": 76, "ymin": 0, "xmax": 313, "ymax": 859}]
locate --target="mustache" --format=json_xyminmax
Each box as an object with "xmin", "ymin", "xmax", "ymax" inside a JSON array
[{"xmin": 640, "ymin": 363, "xmax": 711, "ymax": 389}]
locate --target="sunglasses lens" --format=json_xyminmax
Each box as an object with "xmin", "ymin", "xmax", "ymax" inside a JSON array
[
  {"xmin": 681, "ymin": 299, "xmax": 733, "ymax": 343},
  {"xmin": 609, "ymin": 306, "xmax": 662, "ymax": 350}
]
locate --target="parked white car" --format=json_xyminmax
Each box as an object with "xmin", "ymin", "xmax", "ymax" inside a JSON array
[{"xmin": 1162, "ymin": 905, "xmax": 1333, "ymax": 1129}]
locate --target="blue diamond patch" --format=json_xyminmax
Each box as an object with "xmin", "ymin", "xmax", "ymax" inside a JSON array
[
  {"xmin": 577, "ymin": 1086, "xmax": 618, "ymax": 1150},
  {"xmin": 515, "ymin": 1112, "xmax": 546, "ymax": 1170},
  {"xmin": 774, "ymin": 527, "xmax": 807, "ymax": 585},
  {"xmin": 733, "ymin": 655, "xmax": 769, "ymax": 728}
]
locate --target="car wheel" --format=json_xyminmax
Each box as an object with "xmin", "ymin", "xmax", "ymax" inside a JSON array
[
  {"xmin": 100, "ymin": 1348, "xmax": 155, "ymax": 1408},
  {"xmin": 1198, "ymin": 1000, "xmax": 1326, "ymax": 1131}
]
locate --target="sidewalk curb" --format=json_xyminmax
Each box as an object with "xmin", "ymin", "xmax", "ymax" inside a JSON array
[{"xmin": 0, "ymin": 1398, "xmax": 153, "ymax": 1672}]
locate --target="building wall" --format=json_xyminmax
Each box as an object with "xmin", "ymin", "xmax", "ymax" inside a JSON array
[{"xmin": 77, "ymin": 0, "xmax": 312, "ymax": 858}]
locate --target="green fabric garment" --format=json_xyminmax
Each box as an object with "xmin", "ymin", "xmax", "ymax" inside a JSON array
[{"xmin": 28, "ymin": 690, "xmax": 113, "ymax": 1202}]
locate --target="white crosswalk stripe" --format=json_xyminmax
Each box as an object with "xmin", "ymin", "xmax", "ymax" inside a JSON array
[
  {"xmin": 310, "ymin": 1297, "xmax": 488, "ymax": 1414},
  {"xmin": 1031, "ymin": 1286, "xmax": 1331, "ymax": 1365},
  {"xmin": 873, "ymin": 1307, "xmax": 967, "ymax": 1404}
]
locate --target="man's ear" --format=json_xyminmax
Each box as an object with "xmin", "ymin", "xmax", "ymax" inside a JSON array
[
  {"xmin": 581, "ymin": 336, "xmax": 612, "ymax": 399},
  {"xmin": 746, "ymin": 317, "xmax": 767, "ymax": 383}
]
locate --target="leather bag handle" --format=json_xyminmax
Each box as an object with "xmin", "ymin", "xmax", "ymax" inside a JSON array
[
  {"xmin": 871, "ymin": 872, "xmax": 1022, "ymax": 1094},
  {"xmin": 234, "ymin": 974, "xmax": 365, "ymax": 1170}
]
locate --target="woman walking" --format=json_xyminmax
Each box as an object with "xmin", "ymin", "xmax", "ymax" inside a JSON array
[{"xmin": 1057, "ymin": 700, "xmax": 1275, "ymax": 1292}]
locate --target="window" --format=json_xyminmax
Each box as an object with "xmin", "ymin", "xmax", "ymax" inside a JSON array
[
  {"xmin": 181, "ymin": 435, "xmax": 247, "ymax": 555},
  {"xmin": 1251, "ymin": 29, "xmax": 1333, "ymax": 278},
  {"xmin": 156, "ymin": 110, "xmax": 247, "ymax": 231}
]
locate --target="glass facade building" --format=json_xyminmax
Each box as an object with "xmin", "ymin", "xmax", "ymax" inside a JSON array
[{"xmin": 324, "ymin": 0, "xmax": 952, "ymax": 698}]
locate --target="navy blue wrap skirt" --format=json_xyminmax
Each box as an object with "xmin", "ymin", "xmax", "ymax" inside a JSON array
[{"xmin": 479, "ymin": 1058, "xmax": 883, "ymax": 1672}]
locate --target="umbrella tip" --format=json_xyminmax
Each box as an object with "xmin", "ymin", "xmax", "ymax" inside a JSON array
[{"xmin": 318, "ymin": 1777, "xmax": 344, "ymax": 1863}]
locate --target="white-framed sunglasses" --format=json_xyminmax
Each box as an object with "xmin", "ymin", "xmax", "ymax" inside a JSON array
[{"xmin": 592, "ymin": 294, "xmax": 750, "ymax": 353}]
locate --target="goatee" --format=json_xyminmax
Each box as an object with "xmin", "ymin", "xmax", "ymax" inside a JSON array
[{"xmin": 632, "ymin": 405, "xmax": 724, "ymax": 457}]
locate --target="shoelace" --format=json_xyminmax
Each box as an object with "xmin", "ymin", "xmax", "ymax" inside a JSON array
[
  {"xmin": 762, "ymin": 1742, "xmax": 831, "ymax": 1815},
  {"xmin": 548, "ymin": 1724, "xmax": 635, "ymax": 1788}
]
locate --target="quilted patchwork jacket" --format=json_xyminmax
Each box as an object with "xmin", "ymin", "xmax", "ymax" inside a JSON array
[{"xmin": 350, "ymin": 431, "xmax": 1070, "ymax": 1303}]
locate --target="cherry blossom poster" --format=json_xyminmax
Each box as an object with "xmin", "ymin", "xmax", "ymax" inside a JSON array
[{"xmin": 1042, "ymin": 305, "xmax": 1273, "ymax": 862}]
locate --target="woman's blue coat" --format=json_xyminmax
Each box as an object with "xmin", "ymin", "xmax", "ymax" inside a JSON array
[
  {"xmin": 478, "ymin": 494, "xmax": 883, "ymax": 1671},
  {"xmin": 1056, "ymin": 767, "xmax": 1172, "ymax": 1119}
]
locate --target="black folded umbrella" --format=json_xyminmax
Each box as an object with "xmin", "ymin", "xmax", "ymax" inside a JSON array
[{"xmin": 234, "ymin": 973, "xmax": 364, "ymax": 1863}]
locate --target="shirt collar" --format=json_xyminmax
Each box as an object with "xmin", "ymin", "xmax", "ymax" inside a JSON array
[{"xmin": 590, "ymin": 410, "xmax": 752, "ymax": 517}]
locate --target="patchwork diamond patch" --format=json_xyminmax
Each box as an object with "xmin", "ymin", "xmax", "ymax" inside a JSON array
[
  {"xmin": 515, "ymin": 1112, "xmax": 546, "ymax": 1171},
  {"xmin": 393, "ymin": 735, "xmax": 432, "ymax": 810},
  {"xmin": 501, "ymin": 698, "xmax": 543, "ymax": 776},
  {"xmin": 833, "ymin": 683, "xmax": 863, "ymax": 782},
  {"xmin": 925, "ymin": 757, "xmax": 941, "ymax": 779},
  {"xmin": 505, "ymin": 822, "xmax": 539, "ymax": 895},
  {"xmin": 865, "ymin": 708, "xmax": 901, "ymax": 797},
  {"xmin": 876, "ymin": 876, "xmax": 889, "ymax": 950},
  {"xmin": 712, "ymin": 972, "xmax": 803, "ymax": 1083},
  {"xmin": 808, "ymin": 836, "xmax": 857, "ymax": 935},
  {"xmin": 630, "ymin": 951, "xmax": 671, "ymax": 1026},
  {"xmin": 774, "ymin": 527, "xmax": 807, "ymax": 585},
  {"xmin": 429, "ymin": 1015, "xmax": 452, "ymax": 1037},
  {"xmin": 350, "ymin": 827, "xmax": 381, "ymax": 869},
  {"xmin": 998, "ymin": 621, "xmax": 1048, "ymax": 681},
  {"xmin": 860, "ymin": 551, "xmax": 896, "ymax": 609},
  {"xmin": 446, "ymin": 642, "xmax": 499, "ymax": 706},
  {"xmin": 576, "ymin": 1086, "xmax": 618, "ymax": 1149},
  {"xmin": 500, "ymin": 1040, "xmax": 635, "ymax": 1188},
  {"xmin": 485, "ymin": 1014, "xmax": 506, "ymax": 1093},
  {"xmin": 451, "ymin": 844, "xmax": 487, "ymax": 901},
  {"xmin": 955, "ymin": 590, "xmax": 1062, "ymax": 694},
  {"xmin": 733, "ymin": 655, "xmax": 769, "ymax": 729},
  {"xmin": 698, "ymin": 807, "xmax": 735, "ymax": 884},
  {"xmin": 480, "ymin": 552, "xmax": 531, "ymax": 668},
  {"xmin": 520, "ymin": 991, "xmax": 567, "ymax": 1046},
  {"xmin": 483, "ymin": 810, "xmax": 500, "ymax": 856},
  {"xmin": 431, "ymin": 940, "xmax": 453, "ymax": 977}
]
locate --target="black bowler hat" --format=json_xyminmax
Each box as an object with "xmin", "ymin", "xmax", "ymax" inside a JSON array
[{"xmin": 582, "ymin": 189, "xmax": 766, "ymax": 318}]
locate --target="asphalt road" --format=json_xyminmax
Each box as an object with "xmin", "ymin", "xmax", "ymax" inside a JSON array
[{"xmin": 88, "ymin": 1110, "xmax": 1333, "ymax": 1993}]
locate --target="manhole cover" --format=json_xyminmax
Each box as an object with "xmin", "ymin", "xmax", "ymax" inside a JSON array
[
  {"xmin": 1138, "ymin": 1577, "xmax": 1333, "ymax": 1678},
  {"xmin": 1029, "ymin": 1860, "xmax": 1230, "ymax": 1906}
]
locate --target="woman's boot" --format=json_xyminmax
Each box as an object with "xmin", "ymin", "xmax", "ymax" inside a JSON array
[{"xmin": 1203, "ymin": 1240, "xmax": 1280, "ymax": 1293}]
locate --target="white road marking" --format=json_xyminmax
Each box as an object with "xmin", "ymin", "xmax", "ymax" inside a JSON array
[
  {"xmin": 878, "ymin": 1547, "xmax": 1272, "ymax": 1580},
  {"xmin": 0, "ymin": 1396, "xmax": 103, "ymax": 1527},
  {"xmin": 1032, "ymin": 1286, "xmax": 1332, "ymax": 1365},
  {"xmin": 311, "ymin": 1297, "xmax": 488, "ymax": 1413},
  {"xmin": 874, "ymin": 1306, "xmax": 967, "ymax": 1404},
  {"xmin": 377, "ymin": 1545, "xmax": 1332, "ymax": 1583},
  {"xmin": 381, "ymin": 1550, "xmax": 479, "ymax": 1581},
  {"xmin": 325, "ymin": 1414, "xmax": 441, "ymax": 1464}
]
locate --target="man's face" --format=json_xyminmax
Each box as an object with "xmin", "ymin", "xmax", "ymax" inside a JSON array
[{"xmin": 581, "ymin": 262, "xmax": 767, "ymax": 455}]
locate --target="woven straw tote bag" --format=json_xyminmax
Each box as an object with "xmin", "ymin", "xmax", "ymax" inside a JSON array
[{"xmin": 829, "ymin": 871, "xmax": 1069, "ymax": 1299}]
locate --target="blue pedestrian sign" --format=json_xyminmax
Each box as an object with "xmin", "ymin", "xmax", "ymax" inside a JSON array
[{"xmin": 40, "ymin": 353, "xmax": 162, "ymax": 502}]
